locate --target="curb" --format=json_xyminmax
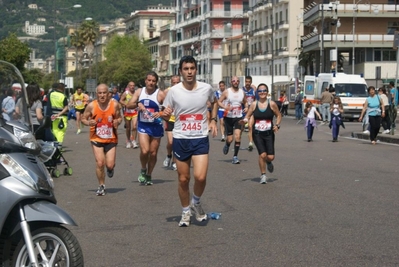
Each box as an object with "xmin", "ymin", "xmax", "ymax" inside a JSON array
[{"xmin": 351, "ymin": 132, "xmax": 399, "ymax": 144}]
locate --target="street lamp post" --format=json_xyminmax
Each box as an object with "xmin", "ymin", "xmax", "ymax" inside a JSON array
[
  {"xmin": 53, "ymin": 3, "xmax": 82, "ymax": 82},
  {"xmin": 226, "ymin": 11, "xmax": 252, "ymax": 79},
  {"xmin": 329, "ymin": 1, "xmax": 340, "ymax": 72},
  {"xmin": 352, "ymin": 1, "xmax": 379, "ymax": 74},
  {"xmin": 320, "ymin": 3, "xmax": 324, "ymax": 74}
]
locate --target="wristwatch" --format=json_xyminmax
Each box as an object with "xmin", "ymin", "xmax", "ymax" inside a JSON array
[
  {"xmin": 211, "ymin": 117, "xmax": 217, "ymax": 122},
  {"xmin": 276, "ymin": 124, "xmax": 280, "ymax": 129}
]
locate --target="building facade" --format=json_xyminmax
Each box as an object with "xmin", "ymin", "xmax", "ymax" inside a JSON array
[
  {"xmin": 169, "ymin": 0, "xmax": 251, "ymax": 87},
  {"xmin": 25, "ymin": 21, "xmax": 46, "ymax": 36},
  {"xmin": 124, "ymin": 4, "xmax": 175, "ymax": 40},
  {"xmin": 247, "ymin": 0, "xmax": 303, "ymax": 81},
  {"xmin": 302, "ymin": 0, "xmax": 398, "ymax": 85}
]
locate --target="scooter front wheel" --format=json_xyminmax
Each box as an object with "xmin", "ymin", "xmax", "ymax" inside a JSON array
[{"xmin": 11, "ymin": 224, "xmax": 83, "ymax": 267}]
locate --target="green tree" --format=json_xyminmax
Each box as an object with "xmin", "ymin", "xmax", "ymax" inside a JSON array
[
  {"xmin": 100, "ymin": 35, "xmax": 152, "ymax": 86},
  {"xmin": 0, "ymin": 33, "xmax": 31, "ymax": 70},
  {"xmin": 22, "ymin": 68, "xmax": 45, "ymax": 85}
]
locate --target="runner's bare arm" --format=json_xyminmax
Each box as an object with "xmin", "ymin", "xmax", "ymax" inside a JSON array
[
  {"xmin": 217, "ymin": 90, "xmax": 229, "ymax": 110},
  {"xmin": 126, "ymin": 89, "xmax": 141, "ymax": 110},
  {"xmin": 270, "ymin": 101, "xmax": 282, "ymax": 131},
  {"xmin": 119, "ymin": 92, "xmax": 127, "ymax": 107},
  {"xmin": 242, "ymin": 101, "xmax": 256, "ymax": 124},
  {"xmin": 113, "ymin": 102, "xmax": 122, "ymax": 128},
  {"xmin": 209, "ymin": 100, "xmax": 218, "ymax": 137},
  {"xmin": 81, "ymin": 103, "xmax": 95, "ymax": 126}
]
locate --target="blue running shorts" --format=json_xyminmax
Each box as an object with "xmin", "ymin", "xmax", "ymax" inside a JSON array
[{"xmin": 173, "ymin": 137, "xmax": 209, "ymax": 161}]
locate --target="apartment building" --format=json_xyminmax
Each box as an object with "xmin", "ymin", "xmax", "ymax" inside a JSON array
[
  {"xmin": 302, "ymin": 0, "xmax": 399, "ymax": 84},
  {"xmin": 247, "ymin": 0, "xmax": 303, "ymax": 80},
  {"xmin": 25, "ymin": 21, "xmax": 46, "ymax": 36},
  {"xmin": 125, "ymin": 4, "xmax": 175, "ymax": 40},
  {"xmin": 169, "ymin": 0, "xmax": 251, "ymax": 87}
]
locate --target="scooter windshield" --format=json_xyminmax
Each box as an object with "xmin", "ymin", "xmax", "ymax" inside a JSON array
[{"xmin": 0, "ymin": 60, "xmax": 32, "ymax": 130}]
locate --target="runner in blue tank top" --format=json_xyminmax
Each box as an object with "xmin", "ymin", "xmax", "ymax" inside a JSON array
[
  {"xmin": 126, "ymin": 71, "xmax": 166, "ymax": 185},
  {"xmin": 242, "ymin": 76, "xmax": 257, "ymax": 151}
]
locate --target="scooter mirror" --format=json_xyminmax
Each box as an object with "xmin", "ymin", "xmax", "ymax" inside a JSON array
[{"xmin": 34, "ymin": 116, "xmax": 51, "ymax": 138}]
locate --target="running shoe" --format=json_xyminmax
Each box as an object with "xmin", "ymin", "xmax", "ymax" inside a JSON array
[
  {"xmin": 76, "ymin": 129, "xmax": 81, "ymax": 134},
  {"xmin": 132, "ymin": 140, "xmax": 139, "ymax": 148},
  {"xmin": 145, "ymin": 175, "xmax": 153, "ymax": 186},
  {"xmin": 221, "ymin": 135, "xmax": 225, "ymax": 142},
  {"xmin": 163, "ymin": 156, "xmax": 172, "ymax": 167},
  {"xmin": 260, "ymin": 174, "xmax": 267, "ymax": 184},
  {"xmin": 382, "ymin": 129, "xmax": 390, "ymax": 134},
  {"xmin": 178, "ymin": 210, "xmax": 191, "ymax": 227},
  {"xmin": 248, "ymin": 142, "xmax": 254, "ymax": 152},
  {"xmin": 362, "ymin": 130, "xmax": 370, "ymax": 134},
  {"xmin": 172, "ymin": 163, "xmax": 177, "ymax": 171},
  {"xmin": 232, "ymin": 156, "xmax": 240, "ymax": 164},
  {"xmin": 223, "ymin": 144, "xmax": 229, "ymax": 155},
  {"xmin": 126, "ymin": 141, "xmax": 132, "ymax": 149},
  {"xmin": 190, "ymin": 203, "xmax": 207, "ymax": 222},
  {"xmin": 96, "ymin": 185, "xmax": 106, "ymax": 196},
  {"xmin": 138, "ymin": 170, "xmax": 146, "ymax": 184},
  {"xmin": 266, "ymin": 161, "xmax": 274, "ymax": 173},
  {"xmin": 106, "ymin": 168, "xmax": 114, "ymax": 178}
]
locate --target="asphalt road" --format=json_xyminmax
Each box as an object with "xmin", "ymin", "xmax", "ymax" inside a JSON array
[{"xmin": 54, "ymin": 116, "xmax": 399, "ymax": 267}]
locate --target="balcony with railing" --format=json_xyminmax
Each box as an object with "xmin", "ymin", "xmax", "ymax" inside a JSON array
[
  {"xmin": 158, "ymin": 39, "xmax": 169, "ymax": 46},
  {"xmin": 204, "ymin": 10, "xmax": 248, "ymax": 19},
  {"xmin": 303, "ymin": 3, "xmax": 399, "ymax": 24},
  {"xmin": 302, "ymin": 33, "xmax": 395, "ymax": 50},
  {"xmin": 222, "ymin": 54, "xmax": 241, "ymax": 62},
  {"xmin": 146, "ymin": 24, "xmax": 156, "ymax": 30}
]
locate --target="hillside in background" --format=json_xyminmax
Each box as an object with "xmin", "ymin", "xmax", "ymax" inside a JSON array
[{"xmin": 0, "ymin": 0, "xmax": 174, "ymax": 59}]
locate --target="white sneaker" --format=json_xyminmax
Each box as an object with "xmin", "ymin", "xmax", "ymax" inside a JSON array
[
  {"xmin": 163, "ymin": 156, "xmax": 171, "ymax": 167},
  {"xmin": 190, "ymin": 203, "xmax": 208, "ymax": 221},
  {"xmin": 172, "ymin": 162, "xmax": 177, "ymax": 171},
  {"xmin": 126, "ymin": 142, "xmax": 132, "ymax": 149},
  {"xmin": 132, "ymin": 140, "xmax": 139, "ymax": 148},
  {"xmin": 178, "ymin": 210, "xmax": 191, "ymax": 227},
  {"xmin": 382, "ymin": 129, "xmax": 390, "ymax": 134},
  {"xmin": 362, "ymin": 130, "xmax": 370, "ymax": 134}
]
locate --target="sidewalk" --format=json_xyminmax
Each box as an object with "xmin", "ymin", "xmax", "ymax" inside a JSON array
[{"xmin": 352, "ymin": 129, "xmax": 399, "ymax": 144}]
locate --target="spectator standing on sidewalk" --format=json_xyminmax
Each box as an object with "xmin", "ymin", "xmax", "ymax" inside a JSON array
[
  {"xmin": 359, "ymin": 86, "xmax": 385, "ymax": 145},
  {"xmin": 162, "ymin": 55, "xmax": 218, "ymax": 227},
  {"xmin": 320, "ymin": 87, "xmax": 334, "ymax": 124},
  {"xmin": 81, "ymin": 84, "xmax": 122, "ymax": 196},
  {"xmin": 294, "ymin": 88, "xmax": 303, "ymax": 120},
  {"xmin": 378, "ymin": 87, "xmax": 391, "ymax": 134},
  {"xmin": 389, "ymin": 81, "xmax": 397, "ymax": 129}
]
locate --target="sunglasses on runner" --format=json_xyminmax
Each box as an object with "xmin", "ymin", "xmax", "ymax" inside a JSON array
[{"xmin": 258, "ymin": 90, "xmax": 268, "ymax": 93}]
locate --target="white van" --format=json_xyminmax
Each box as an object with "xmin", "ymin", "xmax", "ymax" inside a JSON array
[{"xmin": 303, "ymin": 73, "xmax": 368, "ymax": 121}]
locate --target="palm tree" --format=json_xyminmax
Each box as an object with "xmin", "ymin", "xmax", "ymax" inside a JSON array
[
  {"xmin": 79, "ymin": 20, "xmax": 99, "ymax": 79},
  {"xmin": 69, "ymin": 20, "xmax": 99, "ymax": 81},
  {"xmin": 297, "ymin": 49, "xmax": 315, "ymax": 75}
]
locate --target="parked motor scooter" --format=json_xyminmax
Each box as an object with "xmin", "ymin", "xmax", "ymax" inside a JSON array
[{"xmin": 0, "ymin": 60, "xmax": 83, "ymax": 266}]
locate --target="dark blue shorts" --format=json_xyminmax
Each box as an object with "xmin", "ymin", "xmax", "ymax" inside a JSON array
[
  {"xmin": 218, "ymin": 110, "xmax": 224, "ymax": 119},
  {"xmin": 173, "ymin": 137, "xmax": 209, "ymax": 161}
]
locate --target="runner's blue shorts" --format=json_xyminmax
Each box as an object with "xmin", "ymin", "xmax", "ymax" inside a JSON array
[{"xmin": 173, "ymin": 137, "xmax": 209, "ymax": 161}]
